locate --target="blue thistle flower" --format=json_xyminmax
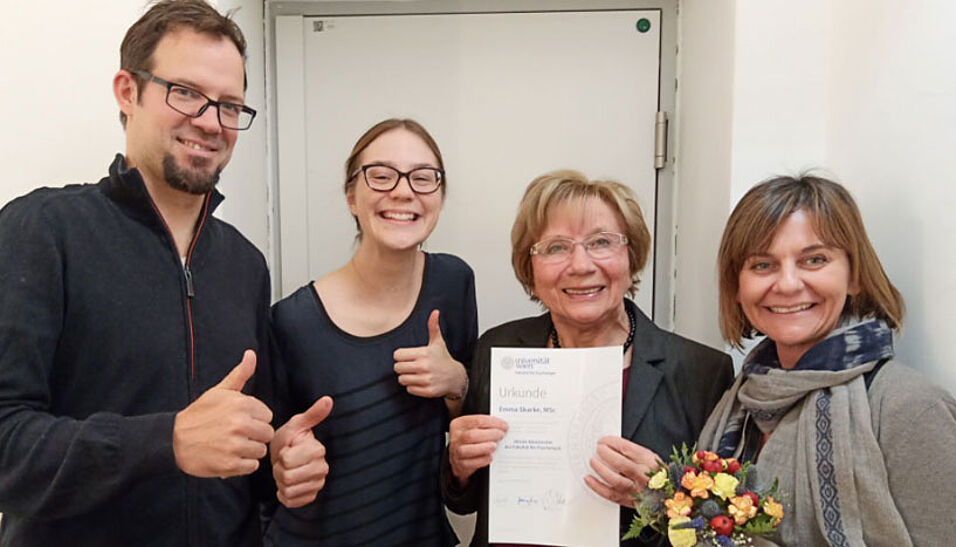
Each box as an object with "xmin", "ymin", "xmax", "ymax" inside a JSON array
[
  {"xmin": 668, "ymin": 462, "xmax": 682, "ymax": 486},
  {"xmin": 637, "ymin": 490, "xmax": 665, "ymax": 516},
  {"xmin": 672, "ymin": 517, "xmax": 705, "ymax": 530},
  {"xmin": 742, "ymin": 467, "xmax": 759, "ymax": 492},
  {"xmin": 699, "ymin": 499, "xmax": 722, "ymax": 519}
]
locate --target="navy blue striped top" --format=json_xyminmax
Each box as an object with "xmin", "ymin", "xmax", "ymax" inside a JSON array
[{"xmin": 266, "ymin": 253, "xmax": 477, "ymax": 546}]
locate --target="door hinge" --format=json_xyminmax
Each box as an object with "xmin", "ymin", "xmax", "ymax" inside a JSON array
[{"xmin": 654, "ymin": 111, "xmax": 668, "ymax": 170}]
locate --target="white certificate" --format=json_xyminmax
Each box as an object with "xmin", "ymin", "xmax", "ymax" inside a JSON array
[{"xmin": 488, "ymin": 346, "xmax": 622, "ymax": 546}]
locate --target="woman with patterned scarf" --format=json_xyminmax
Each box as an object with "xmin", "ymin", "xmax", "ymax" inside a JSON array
[{"xmin": 698, "ymin": 174, "xmax": 956, "ymax": 546}]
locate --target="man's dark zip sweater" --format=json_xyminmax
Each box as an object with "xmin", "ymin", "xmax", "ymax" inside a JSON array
[{"xmin": 0, "ymin": 155, "xmax": 273, "ymax": 546}]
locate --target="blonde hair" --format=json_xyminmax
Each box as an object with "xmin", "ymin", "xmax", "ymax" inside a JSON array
[
  {"xmin": 511, "ymin": 169, "xmax": 651, "ymax": 301},
  {"xmin": 718, "ymin": 174, "xmax": 904, "ymax": 346}
]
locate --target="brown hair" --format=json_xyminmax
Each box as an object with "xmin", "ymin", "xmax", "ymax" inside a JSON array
[
  {"xmin": 343, "ymin": 118, "xmax": 445, "ymax": 234},
  {"xmin": 119, "ymin": 0, "xmax": 247, "ymax": 127},
  {"xmin": 717, "ymin": 173, "xmax": 904, "ymax": 346},
  {"xmin": 511, "ymin": 169, "xmax": 651, "ymax": 301}
]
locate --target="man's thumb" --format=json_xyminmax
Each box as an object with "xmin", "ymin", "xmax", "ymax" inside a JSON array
[
  {"xmin": 218, "ymin": 349, "xmax": 256, "ymax": 391},
  {"xmin": 427, "ymin": 309, "xmax": 444, "ymax": 346}
]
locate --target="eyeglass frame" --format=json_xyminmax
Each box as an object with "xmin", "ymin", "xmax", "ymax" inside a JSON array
[
  {"xmin": 529, "ymin": 232, "xmax": 629, "ymax": 262},
  {"xmin": 351, "ymin": 163, "xmax": 445, "ymax": 195},
  {"xmin": 130, "ymin": 69, "xmax": 257, "ymax": 130}
]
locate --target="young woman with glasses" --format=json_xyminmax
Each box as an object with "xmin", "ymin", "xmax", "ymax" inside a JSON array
[{"xmin": 266, "ymin": 119, "xmax": 476, "ymax": 546}]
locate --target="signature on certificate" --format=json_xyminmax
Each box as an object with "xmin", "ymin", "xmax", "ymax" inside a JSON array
[
  {"xmin": 543, "ymin": 489, "xmax": 567, "ymax": 511},
  {"xmin": 517, "ymin": 496, "xmax": 539, "ymax": 506}
]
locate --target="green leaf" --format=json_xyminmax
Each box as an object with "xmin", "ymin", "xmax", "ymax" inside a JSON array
[
  {"xmin": 621, "ymin": 516, "xmax": 646, "ymax": 541},
  {"xmin": 669, "ymin": 444, "xmax": 683, "ymax": 465},
  {"xmin": 681, "ymin": 443, "xmax": 694, "ymax": 464},
  {"xmin": 742, "ymin": 515, "xmax": 778, "ymax": 536},
  {"xmin": 767, "ymin": 477, "xmax": 779, "ymax": 497},
  {"xmin": 622, "ymin": 510, "xmax": 659, "ymax": 541}
]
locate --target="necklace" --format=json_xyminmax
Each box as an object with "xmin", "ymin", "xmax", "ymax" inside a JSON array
[{"xmin": 550, "ymin": 303, "xmax": 636, "ymax": 352}]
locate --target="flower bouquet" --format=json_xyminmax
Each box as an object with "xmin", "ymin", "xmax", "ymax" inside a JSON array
[{"xmin": 623, "ymin": 444, "xmax": 783, "ymax": 547}]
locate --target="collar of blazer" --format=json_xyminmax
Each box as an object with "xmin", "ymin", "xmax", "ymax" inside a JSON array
[{"xmin": 622, "ymin": 299, "xmax": 666, "ymax": 440}]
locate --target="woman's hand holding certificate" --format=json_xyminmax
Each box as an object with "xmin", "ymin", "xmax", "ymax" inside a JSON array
[
  {"xmin": 585, "ymin": 435, "xmax": 662, "ymax": 507},
  {"xmin": 448, "ymin": 415, "xmax": 509, "ymax": 488}
]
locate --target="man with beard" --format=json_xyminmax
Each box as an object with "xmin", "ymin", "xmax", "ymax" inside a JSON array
[{"xmin": 0, "ymin": 1, "xmax": 330, "ymax": 545}]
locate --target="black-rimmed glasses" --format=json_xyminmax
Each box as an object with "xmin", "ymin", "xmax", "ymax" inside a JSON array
[
  {"xmin": 131, "ymin": 69, "xmax": 257, "ymax": 130},
  {"xmin": 353, "ymin": 164, "xmax": 444, "ymax": 194}
]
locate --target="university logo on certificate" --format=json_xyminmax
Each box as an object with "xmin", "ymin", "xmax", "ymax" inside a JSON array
[{"xmin": 489, "ymin": 346, "xmax": 622, "ymax": 546}]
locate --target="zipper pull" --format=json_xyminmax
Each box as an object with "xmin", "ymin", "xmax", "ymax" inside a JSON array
[{"xmin": 184, "ymin": 265, "xmax": 195, "ymax": 298}]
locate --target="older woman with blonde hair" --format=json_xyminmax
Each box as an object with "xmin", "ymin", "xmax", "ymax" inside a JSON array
[
  {"xmin": 698, "ymin": 174, "xmax": 956, "ymax": 546},
  {"xmin": 443, "ymin": 170, "xmax": 733, "ymax": 546}
]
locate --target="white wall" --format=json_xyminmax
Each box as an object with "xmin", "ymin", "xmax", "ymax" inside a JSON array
[
  {"xmin": 825, "ymin": 0, "xmax": 956, "ymax": 392},
  {"xmin": 672, "ymin": 0, "xmax": 736, "ymax": 349},
  {"xmin": 0, "ymin": 2, "xmax": 139, "ymax": 199},
  {"xmin": 677, "ymin": 0, "xmax": 956, "ymax": 393},
  {"xmin": 729, "ymin": 0, "xmax": 830, "ymax": 196},
  {"xmin": 0, "ymin": 0, "xmax": 271, "ymax": 263}
]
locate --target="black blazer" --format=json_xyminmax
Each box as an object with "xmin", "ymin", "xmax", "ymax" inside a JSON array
[{"xmin": 442, "ymin": 299, "xmax": 734, "ymax": 546}]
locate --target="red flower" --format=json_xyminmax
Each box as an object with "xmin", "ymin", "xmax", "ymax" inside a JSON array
[
  {"xmin": 725, "ymin": 458, "xmax": 741, "ymax": 474},
  {"xmin": 710, "ymin": 515, "xmax": 734, "ymax": 536},
  {"xmin": 702, "ymin": 460, "xmax": 723, "ymax": 473}
]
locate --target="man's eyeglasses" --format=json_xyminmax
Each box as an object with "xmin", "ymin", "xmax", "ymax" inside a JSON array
[
  {"xmin": 530, "ymin": 232, "xmax": 629, "ymax": 263},
  {"xmin": 353, "ymin": 164, "xmax": 444, "ymax": 195},
  {"xmin": 131, "ymin": 69, "xmax": 256, "ymax": 130}
]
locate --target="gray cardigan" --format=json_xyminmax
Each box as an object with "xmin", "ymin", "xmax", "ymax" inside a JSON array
[
  {"xmin": 441, "ymin": 300, "xmax": 734, "ymax": 546},
  {"xmin": 869, "ymin": 361, "xmax": 956, "ymax": 546},
  {"xmin": 762, "ymin": 360, "xmax": 956, "ymax": 546}
]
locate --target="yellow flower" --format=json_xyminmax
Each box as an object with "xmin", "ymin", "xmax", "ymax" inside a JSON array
[
  {"xmin": 710, "ymin": 472, "xmax": 739, "ymax": 500},
  {"xmin": 728, "ymin": 495, "xmax": 758, "ymax": 525},
  {"xmin": 648, "ymin": 469, "xmax": 668, "ymax": 490},
  {"xmin": 681, "ymin": 470, "xmax": 714, "ymax": 499},
  {"xmin": 665, "ymin": 492, "xmax": 693, "ymax": 518},
  {"xmin": 667, "ymin": 516, "xmax": 699, "ymax": 547},
  {"xmin": 763, "ymin": 496, "xmax": 784, "ymax": 525}
]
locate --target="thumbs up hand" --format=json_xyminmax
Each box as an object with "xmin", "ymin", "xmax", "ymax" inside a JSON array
[
  {"xmin": 393, "ymin": 309, "xmax": 467, "ymax": 400},
  {"xmin": 173, "ymin": 350, "xmax": 275, "ymax": 478},
  {"xmin": 271, "ymin": 396, "xmax": 333, "ymax": 508}
]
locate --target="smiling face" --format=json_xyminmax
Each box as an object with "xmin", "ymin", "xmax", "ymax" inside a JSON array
[
  {"xmin": 346, "ymin": 128, "xmax": 443, "ymax": 251},
  {"xmin": 737, "ymin": 210, "xmax": 860, "ymax": 368},
  {"xmin": 531, "ymin": 197, "xmax": 631, "ymax": 333},
  {"xmin": 119, "ymin": 28, "xmax": 245, "ymax": 194}
]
